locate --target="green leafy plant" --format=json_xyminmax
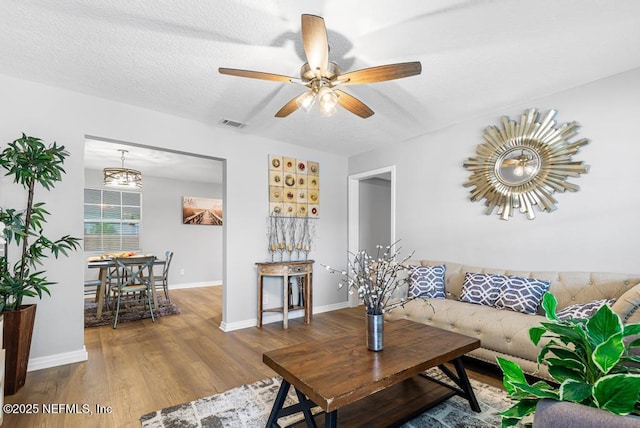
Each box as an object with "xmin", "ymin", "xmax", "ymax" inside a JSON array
[
  {"xmin": 0, "ymin": 134, "xmax": 81, "ymax": 312},
  {"xmin": 497, "ymin": 292, "xmax": 640, "ymax": 427}
]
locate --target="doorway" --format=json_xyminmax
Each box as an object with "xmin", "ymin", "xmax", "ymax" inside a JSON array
[
  {"xmin": 83, "ymin": 136, "xmax": 226, "ymax": 320},
  {"xmin": 347, "ymin": 166, "xmax": 395, "ymax": 307}
]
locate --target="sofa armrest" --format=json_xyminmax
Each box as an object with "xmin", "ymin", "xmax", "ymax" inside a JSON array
[{"xmin": 612, "ymin": 282, "xmax": 640, "ymax": 323}]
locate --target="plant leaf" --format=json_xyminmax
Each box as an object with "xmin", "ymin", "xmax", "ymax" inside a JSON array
[
  {"xmin": 497, "ymin": 357, "xmax": 527, "ymax": 381},
  {"xmin": 623, "ymin": 323, "xmax": 640, "ymax": 337},
  {"xmin": 619, "ymin": 355, "xmax": 640, "ymax": 365},
  {"xmin": 542, "ymin": 292, "xmax": 558, "ymax": 321},
  {"xmin": 500, "ymin": 398, "xmax": 539, "ymax": 422},
  {"xmin": 500, "ymin": 416, "xmax": 520, "ymax": 428},
  {"xmin": 548, "ymin": 364, "xmax": 585, "ymax": 384},
  {"xmin": 593, "ymin": 374, "xmax": 640, "ymax": 415},
  {"xmin": 541, "ymin": 321, "xmax": 588, "ymax": 343},
  {"xmin": 586, "ymin": 304, "xmax": 623, "ymax": 347},
  {"xmin": 509, "ymin": 380, "xmax": 559, "ymax": 400},
  {"xmin": 547, "ymin": 346, "xmax": 588, "ymax": 368},
  {"xmin": 530, "ymin": 326, "xmax": 546, "ymax": 346},
  {"xmin": 537, "ymin": 341, "xmax": 573, "ymax": 365},
  {"xmin": 559, "ymin": 379, "xmax": 592, "ymax": 403},
  {"xmin": 592, "ymin": 333, "xmax": 624, "ymax": 374},
  {"xmin": 546, "ymin": 356, "xmax": 586, "ymax": 372}
]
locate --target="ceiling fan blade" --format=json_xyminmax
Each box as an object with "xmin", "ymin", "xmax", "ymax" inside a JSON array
[
  {"xmin": 338, "ymin": 61, "xmax": 422, "ymax": 85},
  {"xmin": 218, "ymin": 67, "xmax": 296, "ymax": 83},
  {"xmin": 274, "ymin": 94, "xmax": 304, "ymax": 117},
  {"xmin": 301, "ymin": 14, "xmax": 329, "ymax": 77},
  {"xmin": 334, "ymin": 90, "xmax": 374, "ymax": 118}
]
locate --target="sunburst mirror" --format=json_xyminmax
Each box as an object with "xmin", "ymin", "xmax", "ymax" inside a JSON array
[{"xmin": 463, "ymin": 109, "xmax": 589, "ymax": 220}]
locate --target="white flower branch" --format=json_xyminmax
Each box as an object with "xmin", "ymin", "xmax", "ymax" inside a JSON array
[{"xmin": 322, "ymin": 241, "xmax": 420, "ymax": 315}]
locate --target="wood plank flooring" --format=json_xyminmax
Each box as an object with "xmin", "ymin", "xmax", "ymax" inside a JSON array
[{"xmin": 3, "ymin": 286, "xmax": 504, "ymax": 427}]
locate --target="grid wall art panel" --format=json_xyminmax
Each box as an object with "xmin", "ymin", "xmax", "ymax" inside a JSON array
[{"xmin": 268, "ymin": 154, "xmax": 319, "ymax": 218}]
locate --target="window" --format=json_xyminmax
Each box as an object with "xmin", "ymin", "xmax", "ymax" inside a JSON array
[{"xmin": 84, "ymin": 188, "xmax": 141, "ymax": 252}]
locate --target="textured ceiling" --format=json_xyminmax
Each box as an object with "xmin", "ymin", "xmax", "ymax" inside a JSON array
[
  {"xmin": 84, "ymin": 138, "xmax": 223, "ymax": 185},
  {"xmin": 1, "ymin": 1, "xmax": 639, "ymax": 157}
]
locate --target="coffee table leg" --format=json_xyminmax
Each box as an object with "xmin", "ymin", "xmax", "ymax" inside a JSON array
[
  {"xmin": 266, "ymin": 379, "xmax": 291, "ymax": 427},
  {"xmin": 324, "ymin": 410, "xmax": 337, "ymax": 428},
  {"xmin": 437, "ymin": 358, "xmax": 480, "ymax": 413},
  {"xmin": 452, "ymin": 358, "xmax": 480, "ymax": 412},
  {"xmin": 294, "ymin": 389, "xmax": 318, "ymax": 428}
]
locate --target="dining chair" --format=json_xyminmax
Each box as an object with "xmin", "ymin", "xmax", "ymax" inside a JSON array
[
  {"xmin": 104, "ymin": 264, "xmax": 124, "ymax": 310},
  {"xmin": 112, "ymin": 256, "xmax": 157, "ymax": 329},
  {"xmin": 84, "ymin": 278, "xmax": 102, "ymax": 298},
  {"xmin": 85, "ymin": 265, "xmax": 120, "ymax": 302},
  {"xmin": 153, "ymin": 251, "xmax": 174, "ymax": 303}
]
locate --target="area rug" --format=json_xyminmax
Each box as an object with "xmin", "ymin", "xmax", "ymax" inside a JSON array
[
  {"xmin": 140, "ymin": 368, "xmax": 514, "ymax": 427},
  {"xmin": 84, "ymin": 298, "xmax": 180, "ymax": 328}
]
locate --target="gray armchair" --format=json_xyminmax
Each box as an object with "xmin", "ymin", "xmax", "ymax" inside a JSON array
[{"xmin": 534, "ymin": 399, "xmax": 640, "ymax": 427}]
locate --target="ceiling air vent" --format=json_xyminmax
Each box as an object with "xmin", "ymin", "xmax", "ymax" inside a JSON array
[{"xmin": 219, "ymin": 118, "xmax": 247, "ymax": 129}]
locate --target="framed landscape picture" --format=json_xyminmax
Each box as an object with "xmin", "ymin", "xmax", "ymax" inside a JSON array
[{"xmin": 182, "ymin": 196, "xmax": 223, "ymax": 225}]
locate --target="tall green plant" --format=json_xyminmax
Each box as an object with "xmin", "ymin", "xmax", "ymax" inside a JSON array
[
  {"xmin": 497, "ymin": 292, "xmax": 640, "ymax": 427},
  {"xmin": 0, "ymin": 134, "xmax": 81, "ymax": 311}
]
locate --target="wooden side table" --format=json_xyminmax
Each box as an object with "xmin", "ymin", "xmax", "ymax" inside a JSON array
[{"xmin": 256, "ymin": 260, "xmax": 314, "ymax": 329}]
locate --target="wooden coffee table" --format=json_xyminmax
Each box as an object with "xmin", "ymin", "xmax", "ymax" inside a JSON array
[{"xmin": 263, "ymin": 318, "xmax": 481, "ymax": 427}]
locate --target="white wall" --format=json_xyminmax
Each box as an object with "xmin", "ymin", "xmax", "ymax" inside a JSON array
[
  {"xmin": 0, "ymin": 73, "xmax": 348, "ymax": 369},
  {"xmin": 84, "ymin": 168, "xmax": 223, "ymax": 286},
  {"xmin": 359, "ymin": 177, "xmax": 391, "ymax": 255},
  {"xmin": 350, "ymin": 68, "xmax": 640, "ymax": 274}
]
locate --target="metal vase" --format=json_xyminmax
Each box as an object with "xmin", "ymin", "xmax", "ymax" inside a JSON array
[{"xmin": 366, "ymin": 313, "xmax": 384, "ymax": 351}]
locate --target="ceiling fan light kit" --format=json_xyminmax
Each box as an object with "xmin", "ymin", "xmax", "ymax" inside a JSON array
[
  {"xmin": 296, "ymin": 90, "xmax": 316, "ymax": 112},
  {"xmin": 219, "ymin": 14, "xmax": 422, "ymax": 118},
  {"xmin": 317, "ymin": 86, "xmax": 338, "ymax": 116}
]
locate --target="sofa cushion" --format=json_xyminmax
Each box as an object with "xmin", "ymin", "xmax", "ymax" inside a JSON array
[
  {"xmin": 408, "ymin": 265, "xmax": 446, "ymax": 299},
  {"xmin": 495, "ymin": 275, "xmax": 550, "ymax": 314},
  {"xmin": 557, "ymin": 298, "xmax": 616, "ymax": 320},
  {"xmin": 385, "ymin": 298, "xmax": 549, "ymax": 364},
  {"xmin": 459, "ymin": 272, "xmax": 506, "ymax": 306}
]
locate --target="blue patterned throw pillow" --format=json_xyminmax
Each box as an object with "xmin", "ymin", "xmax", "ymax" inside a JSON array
[
  {"xmin": 460, "ymin": 272, "xmax": 507, "ymax": 306},
  {"xmin": 494, "ymin": 275, "xmax": 551, "ymax": 314},
  {"xmin": 408, "ymin": 265, "xmax": 446, "ymax": 299},
  {"xmin": 557, "ymin": 298, "xmax": 616, "ymax": 320}
]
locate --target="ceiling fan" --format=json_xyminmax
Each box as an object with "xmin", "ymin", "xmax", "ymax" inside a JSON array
[{"xmin": 219, "ymin": 14, "xmax": 422, "ymax": 118}]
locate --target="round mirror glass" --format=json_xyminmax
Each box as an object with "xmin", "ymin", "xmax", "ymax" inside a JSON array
[{"xmin": 495, "ymin": 146, "xmax": 540, "ymax": 186}]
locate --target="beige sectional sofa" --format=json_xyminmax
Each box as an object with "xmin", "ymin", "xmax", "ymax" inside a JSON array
[{"xmin": 385, "ymin": 260, "xmax": 640, "ymax": 380}]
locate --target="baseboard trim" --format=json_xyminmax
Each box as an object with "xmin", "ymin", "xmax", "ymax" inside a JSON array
[
  {"xmin": 170, "ymin": 281, "xmax": 222, "ymax": 290},
  {"xmin": 219, "ymin": 301, "xmax": 350, "ymax": 332},
  {"xmin": 28, "ymin": 346, "xmax": 88, "ymax": 372}
]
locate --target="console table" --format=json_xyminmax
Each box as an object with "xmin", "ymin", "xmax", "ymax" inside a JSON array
[{"xmin": 256, "ymin": 260, "xmax": 313, "ymax": 329}]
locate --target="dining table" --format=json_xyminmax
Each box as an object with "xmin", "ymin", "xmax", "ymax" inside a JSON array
[{"xmin": 87, "ymin": 255, "xmax": 164, "ymax": 319}]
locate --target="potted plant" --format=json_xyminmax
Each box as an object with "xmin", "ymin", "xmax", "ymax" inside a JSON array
[
  {"xmin": 0, "ymin": 133, "xmax": 81, "ymax": 395},
  {"xmin": 497, "ymin": 292, "xmax": 640, "ymax": 427},
  {"xmin": 323, "ymin": 241, "xmax": 421, "ymax": 351}
]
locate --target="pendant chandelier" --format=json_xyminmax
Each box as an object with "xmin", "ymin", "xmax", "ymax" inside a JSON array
[{"xmin": 103, "ymin": 149, "xmax": 142, "ymax": 189}]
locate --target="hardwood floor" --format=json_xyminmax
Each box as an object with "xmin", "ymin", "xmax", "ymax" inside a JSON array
[{"xmin": 3, "ymin": 286, "xmax": 504, "ymax": 427}]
